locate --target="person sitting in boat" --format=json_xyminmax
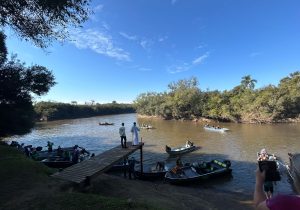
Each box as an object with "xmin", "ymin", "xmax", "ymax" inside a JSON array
[
  {"xmin": 186, "ymin": 140, "xmax": 193, "ymax": 147},
  {"xmin": 171, "ymin": 157, "xmax": 184, "ymax": 174},
  {"xmin": 258, "ymin": 148, "xmax": 269, "ymax": 161}
]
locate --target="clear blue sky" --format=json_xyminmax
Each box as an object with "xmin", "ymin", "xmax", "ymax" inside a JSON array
[{"xmin": 5, "ymin": 0, "xmax": 300, "ymax": 104}]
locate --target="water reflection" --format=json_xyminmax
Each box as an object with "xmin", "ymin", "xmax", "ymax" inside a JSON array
[{"xmin": 4, "ymin": 113, "xmax": 300, "ymax": 196}]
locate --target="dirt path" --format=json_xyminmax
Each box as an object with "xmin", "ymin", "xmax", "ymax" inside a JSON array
[{"xmin": 91, "ymin": 174, "xmax": 254, "ymax": 210}]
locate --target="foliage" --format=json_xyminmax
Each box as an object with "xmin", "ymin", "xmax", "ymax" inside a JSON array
[
  {"xmin": 134, "ymin": 72, "xmax": 300, "ymax": 123},
  {"xmin": 0, "ymin": 0, "xmax": 91, "ymax": 48},
  {"xmin": 0, "ymin": 33, "xmax": 56, "ymax": 136},
  {"xmin": 34, "ymin": 101, "xmax": 135, "ymax": 121}
]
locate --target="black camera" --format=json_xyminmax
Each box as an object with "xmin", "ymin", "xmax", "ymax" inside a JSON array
[{"xmin": 258, "ymin": 160, "xmax": 281, "ymax": 182}]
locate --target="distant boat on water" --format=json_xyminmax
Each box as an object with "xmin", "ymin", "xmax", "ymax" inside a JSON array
[
  {"xmin": 99, "ymin": 122, "xmax": 114, "ymax": 126},
  {"xmin": 203, "ymin": 125, "xmax": 229, "ymax": 132}
]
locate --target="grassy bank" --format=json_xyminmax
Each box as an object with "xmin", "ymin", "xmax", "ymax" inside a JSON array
[{"xmin": 0, "ymin": 144, "xmax": 157, "ymax": 210}]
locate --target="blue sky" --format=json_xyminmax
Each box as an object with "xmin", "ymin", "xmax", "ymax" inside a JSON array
[{"xmin": 5, "ymin": 0, "xmax": 300, "ymax": 104}]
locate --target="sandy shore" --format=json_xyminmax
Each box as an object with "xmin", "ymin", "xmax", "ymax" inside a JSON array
[{"xmin": 90, "ymin": 173, "xmax": 254, "ymax": 210}]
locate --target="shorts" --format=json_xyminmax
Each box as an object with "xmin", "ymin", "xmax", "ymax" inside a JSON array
[{"xmin": 264, "ymin": 185, "xmax": 274, "ymax": 193}]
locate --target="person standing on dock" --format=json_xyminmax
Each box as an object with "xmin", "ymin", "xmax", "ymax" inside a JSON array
[
  {"xmin": 131, "ymin": 122, "xmax": 140, "ymax": 146},
  {"xmin": 119, "ymin": 123, "xmax": 127, "ymax": 148}
]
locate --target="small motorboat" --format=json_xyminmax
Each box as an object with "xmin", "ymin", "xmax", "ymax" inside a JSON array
[
  {"xmin": 41, "ymin": 157, "xmax": 75, "ymax": 168},
  {"xmin": 203, "ymin": 125, "xmax": 229, "ymax": 132},
  {"xmin": 41, "ymin": 152, "xmax": 90, "ymax": 168},
  {"xmin": 99, "ymin": 122, "xmax": 114, "ymax": 126},
  {"xmin": 140, "ymin": 124, "xmax": 154, "ymax": 129},
  {"xmin": 165, "ymin": 141, "xmax": 196, "ymax": 156},
  {"xmin": 165, "ymin": 159, "xmax": 232, "ymax": 184},
  {"xmin": 33, "ymin": 146, "xmax": 75, "ymax": 161}
]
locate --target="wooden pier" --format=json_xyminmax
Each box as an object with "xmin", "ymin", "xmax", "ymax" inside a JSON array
[{"xmin": 52, "ymin": 142, "xmax": 144, "ymax": 184}]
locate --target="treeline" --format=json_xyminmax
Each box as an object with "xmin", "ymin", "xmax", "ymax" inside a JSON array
[
  {"xmin": 134, "ymin": 72, "xmax": 300, "ymax": 123},
  {"xmin": 34, "ymin": 102, "xmax": 135, "ymax": 121}
]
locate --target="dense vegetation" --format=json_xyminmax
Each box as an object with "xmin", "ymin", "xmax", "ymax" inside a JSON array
[
  {"xmin": 134, "ymin": 72, "xmax": 300, "ymax": 123},
  {"xmin": 0, "ymin": 1, "xmax": 91, "ymax": 137},
  {"xmin": 0, "ymin": 33, "xmax": 56, "ymax": 136},
  {"xmin": 34, "ymin": 101, "xmax": 135, "ymax": 121}
]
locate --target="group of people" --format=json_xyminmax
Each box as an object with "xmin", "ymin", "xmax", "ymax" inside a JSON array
[{"xmin": 119, "ymin": 122, "xmax": 140, "ymax": 148}]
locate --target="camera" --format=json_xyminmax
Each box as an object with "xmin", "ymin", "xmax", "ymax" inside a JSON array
[{"xmin": 258, "ymin": 160, "xmax": 281, "ymax": 182}]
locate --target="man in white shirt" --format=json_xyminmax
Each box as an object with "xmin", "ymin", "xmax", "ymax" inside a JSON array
[{"xmin": 119, "ymin": 123, "xmax": 127, "ymax": 148}]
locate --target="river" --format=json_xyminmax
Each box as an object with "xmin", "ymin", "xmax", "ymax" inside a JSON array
[{"xmin": 5, "ymin": 113, "xmax": 300, "ymax": 198}]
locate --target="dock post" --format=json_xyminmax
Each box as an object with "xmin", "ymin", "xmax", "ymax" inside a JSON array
[{"xmin": 140, "ymin": 139, "xmax": 143, "ymax": 174}]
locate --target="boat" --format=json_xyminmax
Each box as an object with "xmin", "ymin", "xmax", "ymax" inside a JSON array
[
  {"xmin": 41, "ymin": 157, "xmax": 75, "ymax": 168},
  {"xmin": 99, "ymin": 122, "xmax": 114, "ymax": 126},
  {"xmin": 164, "ymin": 159, "xmax": 232, "ymax": 184},
  {"xmin": 32, "ymin": 146, "xmax": 75, "ymax": 161},
  {"xmin": 165, "ymin": 142, "xmax": 196, "ymax": 156},
  {"xmin": 203, "ymin": 125, "xmax": 229, "ymax": 132},
  {"xmin": 140, "ymin": 124, "xmax": 154, "ymax": 129},
  {"xmin": 41, "ymin": 149, "xmax": 90, "ymax": 168},
  {"xmin": 134, "ymin": 162, "xmax": 168, "ymax": 180}
]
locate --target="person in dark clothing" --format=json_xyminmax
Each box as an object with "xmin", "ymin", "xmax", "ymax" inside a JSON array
[
  {"xmin": 72, "ymin": 145, "xmax": 80, "ymax": 163},
  {"xmin": 128, "ymin": 157, "xmax": 139, "ymax": 179},
  {"xmin": 47, "ymin": 141, "xmax": 53, "ymax": 152}
]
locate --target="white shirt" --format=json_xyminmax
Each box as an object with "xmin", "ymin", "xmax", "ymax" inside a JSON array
[{"xmin": 119, "ymin": 126, "xmax": 126, "ymax": 136}]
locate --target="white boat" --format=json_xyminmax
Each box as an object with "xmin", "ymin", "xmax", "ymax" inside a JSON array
[{"xmin": 203, "ymin": 125, "xmax": 229, "ymax": 132}]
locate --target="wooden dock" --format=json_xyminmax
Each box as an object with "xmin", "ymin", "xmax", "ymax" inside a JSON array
[{"xmin": 52, "ymin": 142, "xmax": 144, "ymax": 184}]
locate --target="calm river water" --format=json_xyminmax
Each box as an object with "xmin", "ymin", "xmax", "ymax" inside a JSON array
[{"xmin": 5, "ymin": 113, "xmax": 300, "ymax": 197}]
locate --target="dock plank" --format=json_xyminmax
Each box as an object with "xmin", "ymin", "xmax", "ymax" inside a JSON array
[{"xmin": 52, "ymin": 142, "xmax": 143, "ymax": 183}]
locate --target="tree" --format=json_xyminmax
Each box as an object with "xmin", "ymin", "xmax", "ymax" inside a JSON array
[
  {"xmin": 0, "ymin": 0, "xmax": 91, "ymax": 48},
  {"xmin": 241, "ymin": 75, "xmax": 257, "ymax": 90},
  {"xmin": 0, "ymin": 1, "xmax": 91, "ymax": 137},
  {"xmin": 0, "ymin": 54, "xmax": 55, "ymax": 136}
]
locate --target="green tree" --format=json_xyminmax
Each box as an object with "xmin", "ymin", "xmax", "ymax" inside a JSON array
[
  {"xmin": 241, "ymin": 75, "xmax": 257, "ymax": 90},
  {"xmin": 0, "ymin": 39, "xmax": 55, "ymax": 136},
  {"xmin": 0, "ymin": 0, "xmax": 91, "ymax": 48}
]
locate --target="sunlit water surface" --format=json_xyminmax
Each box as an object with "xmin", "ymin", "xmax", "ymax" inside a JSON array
[{"xmin": 5, "ymin": 113, "xmax": 300, "ymax": 197}]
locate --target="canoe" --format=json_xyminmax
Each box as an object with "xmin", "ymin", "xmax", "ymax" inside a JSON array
[
  {"xmin": 99, "ymin": 122, "xmax": 114, "ymax": 125},
  {"xmin": 165, "ymin": 144, "xmax": 196, "ymax": 156},
  {"xmin": 165, "ymin": 159, "xmax": 232, "ymax": 184},
  {"xmin": 135, "ymin": 163, "xmax": 168, "ymax": 180},
  {"xmin": 203, "ymin": 125, "xmax": 229, "ymax": 132}
]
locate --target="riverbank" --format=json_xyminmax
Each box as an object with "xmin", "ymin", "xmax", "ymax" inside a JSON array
[
  {"xmin": 138, "ymin": 114, "xmax": 300, "ymax": 124},
  {"xmin": 0, "ymin": 144, "xmax": 253, "ymax": 210}
]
